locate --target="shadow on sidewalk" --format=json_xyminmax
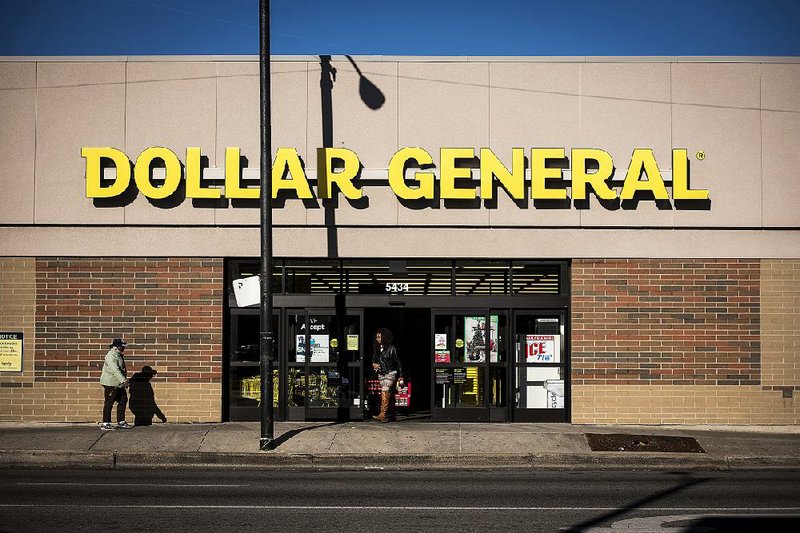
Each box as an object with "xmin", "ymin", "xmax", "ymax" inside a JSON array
[
  {"xmin": 129, "ymin": 366, "xmax": 167, "ymax": 426},
  {"xmin": 272, "ymin": 422, "xmax": 339, "ymax": 449}
]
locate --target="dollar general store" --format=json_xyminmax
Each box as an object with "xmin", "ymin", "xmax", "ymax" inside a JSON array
[{"xmin": 1, "ymin": 55, "xmax": 798, "ymax": 424}]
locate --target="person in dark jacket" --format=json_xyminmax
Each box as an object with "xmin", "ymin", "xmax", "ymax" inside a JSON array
[{"xmin": 371, "ymin": 328, "xmax": 404, "ymax": 423}]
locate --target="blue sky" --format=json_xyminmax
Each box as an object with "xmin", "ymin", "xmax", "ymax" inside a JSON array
[{"xmin": 1, "ymin": 0, "xmax": 799, "ymax": 56}]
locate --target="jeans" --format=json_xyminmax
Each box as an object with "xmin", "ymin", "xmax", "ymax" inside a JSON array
[{"xmin": 102, "ymin": 385, "xmax": 128, "ymax": 423}]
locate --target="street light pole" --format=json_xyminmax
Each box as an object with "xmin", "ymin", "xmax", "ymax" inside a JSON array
[{"xmin": 259, "ymin": 0, "xmax": 274, "ymax": 451}]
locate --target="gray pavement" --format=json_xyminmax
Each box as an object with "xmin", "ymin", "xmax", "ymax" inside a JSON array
[{"xmin": 0, "ymin": 420, "xmax": 798, "ymax": 470}]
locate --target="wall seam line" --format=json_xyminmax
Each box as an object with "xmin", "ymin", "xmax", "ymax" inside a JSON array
[{"xmin": 33, "ymin": 62, "xmax": 38, "ymax": 225}]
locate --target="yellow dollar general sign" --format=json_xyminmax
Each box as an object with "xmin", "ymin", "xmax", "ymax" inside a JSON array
[{"xmin": 83, "ymin": 146, "xmax": 709, "ymax": 204}]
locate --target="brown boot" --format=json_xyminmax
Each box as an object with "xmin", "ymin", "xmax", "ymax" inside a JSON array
[{"xmin": 373, "ymin": 391, "xmax": 390, "ymax": 422}]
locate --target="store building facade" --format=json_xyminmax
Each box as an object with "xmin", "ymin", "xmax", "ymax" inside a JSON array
[{"xmin": 0, "ymin": 56, "xmax": 798, "ymax": 424}]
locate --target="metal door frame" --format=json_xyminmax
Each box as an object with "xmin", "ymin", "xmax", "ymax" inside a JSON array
[
  {"xmin": 430, "ymin": 308, "xmax": 511, "ymax": 422},
  {"xmin": 511, "ymin": 309, "xmax": 571, "ymax": 423},
  {"xmin": 285, "ymin": 307, "xmax": 364, "ymax": 421}
]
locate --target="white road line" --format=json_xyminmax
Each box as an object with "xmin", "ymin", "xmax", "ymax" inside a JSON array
[
  {"xmin": 0, "ymin": 505, "xmax": 799, "ymax": 511},
  {"xmin": 17, "ymin": 483, "xmax": 246, "ymax": 488}
]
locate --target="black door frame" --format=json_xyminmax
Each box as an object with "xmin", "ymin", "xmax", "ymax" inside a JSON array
[
  {"xmin": 511, "ymin": 309, "xmax": 571, "ymax": 422},
  {"xmin": 284, "ymin": 307, "xmax": 364, "ymax": 421}
]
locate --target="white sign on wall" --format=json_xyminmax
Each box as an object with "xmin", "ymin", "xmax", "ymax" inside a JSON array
[{"xmin": 232, "ymin": 275, "xmax": 260, "ymax": 307}]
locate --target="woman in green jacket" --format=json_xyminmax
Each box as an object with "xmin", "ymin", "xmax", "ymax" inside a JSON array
[{"xmin": 99, "ymin": 338, "xmax": 132, "ymax": 430}]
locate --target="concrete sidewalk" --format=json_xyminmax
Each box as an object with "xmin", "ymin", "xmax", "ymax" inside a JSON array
[{"xmin": 1, "ymin": 421, "xmax": 798, "ymax": 470}]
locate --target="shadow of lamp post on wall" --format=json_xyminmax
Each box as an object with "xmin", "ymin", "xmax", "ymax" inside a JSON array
[
  {"xmin": 317, "ymin": 55, "xmax": 386, "ymax": 424},
  {"xmin": 345, "ymin": 54, "xmax": 386, "ymax": 110},
  {"xmin": 319, "ymin": 54, "xmax": 386, "ymax": 259}
]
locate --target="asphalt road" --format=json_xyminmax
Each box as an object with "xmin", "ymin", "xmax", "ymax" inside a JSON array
[{"xmin": 1, "ymin": 468, "xmax": 799, "ymax": 532}]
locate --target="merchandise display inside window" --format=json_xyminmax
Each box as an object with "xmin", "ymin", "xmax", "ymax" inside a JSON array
[
  {"xmin": 435, "ymin": 366, "xmax": 485, "ymax": 408},
  {"xmin": 230, "ymin": 368, "xmax": 279, "ymax": 407}
]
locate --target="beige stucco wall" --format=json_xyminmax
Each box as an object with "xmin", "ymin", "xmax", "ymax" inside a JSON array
[{"xmin": 0, "ymin": 56, "xmax": 798, "ymax": 258}]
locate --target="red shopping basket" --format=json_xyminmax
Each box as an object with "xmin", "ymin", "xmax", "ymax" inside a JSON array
[
  {"xmin": 395, "ymin": 382, "xmax": 411, "ymax": 407},
  {"xmin": 366, "ymin": 379, "xmax": 412, "ymax": 408}
]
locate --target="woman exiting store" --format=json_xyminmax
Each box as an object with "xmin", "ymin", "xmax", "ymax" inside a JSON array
[{"xmin": 371, "ymin": 328, "xmax": 404, "ymax": 423}]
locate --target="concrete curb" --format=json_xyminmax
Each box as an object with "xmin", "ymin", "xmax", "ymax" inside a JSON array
[
  {"xmin": 0, "ymin": 450, "xmax": 114, "ymax": 468},
  {"xmin": 1, "ymin": 449, "xmax": 798, "ymax": 470}
]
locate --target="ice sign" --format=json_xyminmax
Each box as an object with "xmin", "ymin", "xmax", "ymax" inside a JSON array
[{"xmin": 525, "ymin": 335, "xmax": 560, "ymax": 363}]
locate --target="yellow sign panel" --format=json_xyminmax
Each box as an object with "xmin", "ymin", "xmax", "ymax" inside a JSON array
[
  {"xmin": 0, "ymin": 333, "xmax": 23, "ymax": 373},
  {"xmin": 84, "ymin": 146, "xmax": 709, "ymax": 204},
  {"xmin": 347, "ymin": 335, "xmax": 359, "ymax": 351}
]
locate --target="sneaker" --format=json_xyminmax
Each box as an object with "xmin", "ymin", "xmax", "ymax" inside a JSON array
[
  {"xmin": 99, "ymin": 422, "xmax": 115, "ymax": 431},
  {"xmin": 116, "ymin": 421, "xmax": 133, "ymax": 429}
]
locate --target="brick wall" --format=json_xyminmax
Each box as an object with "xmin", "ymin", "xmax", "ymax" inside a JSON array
[
  {"xmin": 572, "ymin": 259, "xmax": 760, "ymax": 386},
  {"xmin": 761, "ymin": 260, "xmax": 800, "ymax": 394},
  {"xmin": 0, "ymin": 257, "xmax": 223, "ymax": 422},
  {"xmin": 571, "ymin": 259, "xmax": 799, "ymax": 424},
  {"xmin": 0, "ymin": 258, "xmax": 36, "ymax": 411}
]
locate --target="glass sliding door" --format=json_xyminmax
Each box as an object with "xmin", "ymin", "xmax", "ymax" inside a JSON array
[
  {"xmin": 512, "ymin": 311, "xmax": 569, "ymax": 422},
  {"xmin": 228, "ymin": 309, "xmax": 279, "ymax": 421},
  {"xmin": 287, "ymin": 309, "xmax": 363, "ymax": 421},
  {"xmin": 431, "ymin": 310, "xmax": 508, "ymax": 422}
]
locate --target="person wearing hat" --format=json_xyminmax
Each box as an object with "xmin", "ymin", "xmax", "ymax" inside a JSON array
[{"xmin": 99, "ymin": 338, "xmax": 132, "ymax": 430}]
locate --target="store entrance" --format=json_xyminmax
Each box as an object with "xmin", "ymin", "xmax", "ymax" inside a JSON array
[{"xmin": 364, "ymin": 308, "xmax": 432, "ymax": 418}]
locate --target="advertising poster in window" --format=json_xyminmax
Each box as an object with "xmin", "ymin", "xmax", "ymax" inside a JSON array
[
  {"xmin": 434, "ymin": 350, "xmax": 450, "ymax": 363},
  {"xmin": 295, "ymin": 334, "xmax": 306, "ymax": 362},
  {"xmin": 434, "ymin": 333, "xmax": 448, "ymax": 350},
  {"xmin": 525, "ymin": 335, "xmax": 560, "ymax": 363},
  {"xmin": 464, "ymin": 315, "xmax": 498, "ymax": 363},
  {"xmin": 299, "ymin": 317, "xmax": 331, "ymax": 363},
  {"xmin": 435, "ymin": 368, "xmax": 452, "ymax": 384},
  {"xmin": 310, "ymin": 335, "xmax": 330, "ymax": 362}
]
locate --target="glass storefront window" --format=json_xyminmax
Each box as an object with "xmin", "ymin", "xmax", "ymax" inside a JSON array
[
  {"xmin": 231, "ymin": 313, "xmax": 278, "ymax": 362},
  {"xmin": 308, "ymin": 366, "xmax": 340, "ymax": 407},
  {"xmin": 435, "ymin": 314, "xmax": 505, "ymax": 364},
  {"xmin": 514, "ymin": 313, "xmax": 565, "ymax": 411},
  {"xmin": 284, "ymin": 260, "xmax": 339, "ymax": 294},
  {"xmin": 230, "ymin": 367, "xmax": 278, "ymax": 407},
  {"xmin": 287, "ymin": 367, "xmax": 305, "ymax": 407},
  {"xmin": 289, "ymin": 314, "xmax": 337, "ymax": 364},
  {"xmin": 226, "ymin": 258, "xmax": 567, "ymax": 300},
  {"xmin": 342, "ymin": 260, "xmax": 452, "ymax": 295},
  {"xmin": 516, "ymin": 367, "xmax": 563, "ymax": 409},
  {"xmin": 434, "ymin": 366, "xmax": 485, "ymax": 408},
  {"xmin": 455, "ymin": 261, "xmax": 509, "ymax": 295},
  {"xmin": 511, "ymin": 263, "xmax": 561, "ymax": 294},
  {"xmin": 490, "ymin": 367, "xmax": 507, "ymax": 407}
]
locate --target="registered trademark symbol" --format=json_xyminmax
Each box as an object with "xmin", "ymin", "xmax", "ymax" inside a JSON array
[{"xmin": 696, "ymin": 151, "xmax": 706, "ymax": 160}]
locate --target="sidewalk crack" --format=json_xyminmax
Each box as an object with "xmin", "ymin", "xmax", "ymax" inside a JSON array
[
  {"xmin": 87, "ymin": 431, "xmax": 106, "ymax": 451},
  {"xmin": 328, "ymin": 425, "xmax": 343, "ymax": 452},
  {"xmin": 197, "ymin": 423, "xmax": 220, "ymax": 452},
  {"xmin": 459, "ymin": 424, "xmax": 462, "ymax": 453}
]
